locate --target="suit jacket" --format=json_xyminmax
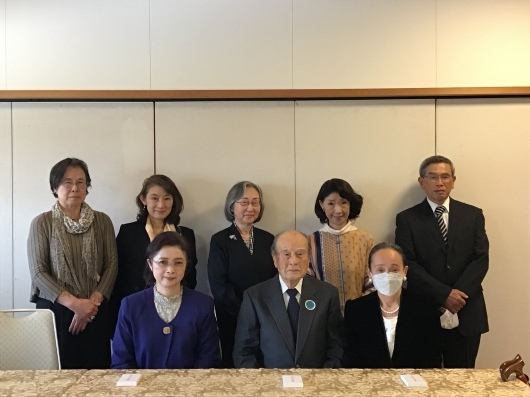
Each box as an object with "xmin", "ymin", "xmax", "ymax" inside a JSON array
[
  {"xmin": 344, "ymin": 290, "xmax": 442, "ymax": 368},
  {"xmin": 207, "ymin": 224, "xmax": 277, "ymax": 364},
  {"xmin": 111, "ymin": 287, "xmax": 220, "ymax": 369},
  {"xmin": 395, "ymin": 198, "xmax": 489, "ymax": 336},
  {"xmin": 109, "ymin": 220, "xmax": 197, "ymax": 332},
  {"xmin": 233, "ymin": 275, "xmax": 343, "ymax": 369}
]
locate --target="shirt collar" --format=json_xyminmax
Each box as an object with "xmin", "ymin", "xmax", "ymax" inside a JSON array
[
  {"xmin": 427, "ymin": 196, "xmax": 451, "ymax": 214},
  {"xmin": 279, "ymin": 274, "xmax": 303, "ymax": 295}
]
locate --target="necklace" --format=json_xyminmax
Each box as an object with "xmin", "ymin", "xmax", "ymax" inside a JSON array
[{"xmin": 380, "ymin": 305, "xmax": 400, "ymax": 315}]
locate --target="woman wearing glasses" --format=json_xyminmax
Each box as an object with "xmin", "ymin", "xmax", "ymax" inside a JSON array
[
  {"xmin": 112, "ymin": 232, "xmax": 220, "ymax": 369},
  {"xmin": 28, "ymin": 158, "xmax": 117, "ymax": 369},
  {"xmin": 208, "ymin": 181, "xmax": 277, "ymax": 368}
]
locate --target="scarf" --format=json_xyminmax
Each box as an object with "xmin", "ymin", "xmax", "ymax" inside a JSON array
[
  {"xmin": 319, "ymin": 220, "xmax": 358, "ymax": 235},
  {"xmin": 50, "ymin": 201, "xmax": 98, "ymax": 298},
  {"xmin": 145, "ymin": 218, "xmax": 176, "ymax": 241}
]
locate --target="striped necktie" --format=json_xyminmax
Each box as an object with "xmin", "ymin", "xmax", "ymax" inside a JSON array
[{"xmin": 435, "ymin": 205, "xmax": 448, "ymax": 243}]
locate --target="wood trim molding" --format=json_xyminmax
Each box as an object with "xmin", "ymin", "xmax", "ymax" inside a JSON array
[{"xmin": 1, "ymin": 87, "xmax": 530, "ymax": 101}]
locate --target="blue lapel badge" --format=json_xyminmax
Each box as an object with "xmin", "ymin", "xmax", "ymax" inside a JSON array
[{"xmin": 305, "ymin": 300, "xmax": 316, "ymax": 311}]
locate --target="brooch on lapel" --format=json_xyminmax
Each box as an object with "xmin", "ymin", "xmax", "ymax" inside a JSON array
[
  {"xmin": 229, "ymin": 235, "xmax": 237, "ymax": 240},
  {"xmin": 305, "ymin": 300, "xmax": 316, "ymax": 310}
]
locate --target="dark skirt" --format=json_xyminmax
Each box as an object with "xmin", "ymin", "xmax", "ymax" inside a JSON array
[{"xmin": 36, "ymin": 297, "xmax": 112, "ymax": 369}]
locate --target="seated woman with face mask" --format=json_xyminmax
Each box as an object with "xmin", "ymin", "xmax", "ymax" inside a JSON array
[{"xmin": 343, "ymin": 242, "xmax": 442, "ymax": 368}]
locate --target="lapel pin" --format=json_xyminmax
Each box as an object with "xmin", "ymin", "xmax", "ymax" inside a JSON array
[
  {"xmin": 305, "ymin": 300, "xmax": 316, "ymax": 310},
  {"xmin": 229, "ymin": 235, "xmax": 237, "ymax": 240}
]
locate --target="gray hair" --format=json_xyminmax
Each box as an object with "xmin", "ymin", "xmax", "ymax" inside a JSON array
[
  {"xmin": 419, "ymin": 155, "xmax": 455, "ymax": 177},
  {"xmin": 224, "ymin": 181, "xmax": 265, "ymax": 222},
  {"xmin": 270, "ymin": 230, "xmax": 311, "ymax": 258}
]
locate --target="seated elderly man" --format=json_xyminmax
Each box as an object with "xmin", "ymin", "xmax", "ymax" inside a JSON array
[{"xmin": 233, "ymin": 230, "xmax": 343, "ymax": 368}]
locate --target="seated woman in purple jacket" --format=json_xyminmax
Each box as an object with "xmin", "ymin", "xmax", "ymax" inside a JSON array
[{"xmin": 111, "ymin": 232, "xmax": 220, "ymax": 369}]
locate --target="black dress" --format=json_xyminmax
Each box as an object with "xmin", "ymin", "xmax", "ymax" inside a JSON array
[{"xmin": 207, "ymin": 223, "xmax": 277, "ymax": 368}]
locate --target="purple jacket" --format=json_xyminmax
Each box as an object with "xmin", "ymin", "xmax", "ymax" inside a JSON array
[{"xmin": 111, "ymin": 287, "xmax": 220, "ymax": 369}]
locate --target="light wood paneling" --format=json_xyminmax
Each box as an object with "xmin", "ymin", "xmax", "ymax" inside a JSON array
[
  {"xmin": 437, "ymin": 98, "xmax": 530, "ymax": 368},
  {"xmin": 6, "ymin": 0, "xmax": 150, "ymax": 89},
  {"xmin": 155, "ymin": 101, "xmax": 296, "ymax": 293},
  {"xmin": 11, "ymin": 102, "xmax": 154, "ymax": 309},
  {"xmin": 0, "ymin": 1, "xmax": 6, "ymax": 90},
  {"xmin": 0, "ymin": 103, "xmax": 12, "ymax": 309},
  {"xmin": 293, "ymin": 0, "xmax": 436, "ymax": 89},
  {"xmin": 437, "ymin": 0, "xmax": 530, "ymax": 87},
  {"xmin": 150, "ymin": 0, "xmax": 292, "ymax": 89},
  {"xmin": 295, "ymin": 100, "xmax": 435, "ymax": 243}
]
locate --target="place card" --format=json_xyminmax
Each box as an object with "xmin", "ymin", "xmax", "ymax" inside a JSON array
[
  {"xmin": 400, "ymin": 374, "xmax": 427, "ymax": 387},
  {"xmin": 117, "ymin": 373, "xmax": 142, "ymax": 387},
  {"xmin": 282, "ymin": 375, "xmax": 303, "ymax": 388}
]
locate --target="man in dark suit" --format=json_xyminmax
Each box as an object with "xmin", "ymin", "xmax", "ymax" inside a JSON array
[
  {"xmin": 233, "ymin": 230, "xmax": 343, "ymax": 368},
  {"xmin": 395, "ymin": 155, "xmax": 489, "ymax": 368}
]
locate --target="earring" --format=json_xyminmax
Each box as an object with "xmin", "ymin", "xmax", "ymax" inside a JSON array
[
  {"xmin": 143, "ymin": 205, "xmax": 146, "ymax": 210},
  {"xmin": 403, "ymin": 276, "xmax": 407, "ymax": 281}
]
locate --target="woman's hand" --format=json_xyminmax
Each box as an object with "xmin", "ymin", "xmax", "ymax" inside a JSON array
[
  {"xmin": 69, "ymin": 298, "xmax": 100, "ymax": 334},
  {"xmin": 57, "ymin": 291, "xmax": 100, "ymax": 334}
]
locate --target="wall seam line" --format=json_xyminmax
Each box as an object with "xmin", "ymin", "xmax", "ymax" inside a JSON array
[{"xmin": 10, "ymin": 101, "xmax": 13, "ymax": 308}]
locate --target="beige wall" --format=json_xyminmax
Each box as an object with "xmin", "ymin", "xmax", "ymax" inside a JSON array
[{"xmin": 1, "ymin": 1, "xmax": 530, "ymax": 369}]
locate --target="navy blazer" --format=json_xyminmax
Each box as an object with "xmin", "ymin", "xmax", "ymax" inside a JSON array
[
  {"xmin": 344, "ymin": 290, "xmax": 442, "ymax": 368},
  {"xmin": 207, "ymin": 224, "xmax": 277, "ymax": 365},
  {"xmin": 109, "ymin": 220, "xmax": 198, "ymax": 331},
  {"xmin": 111, "ymin": 287, "xmax": 220, "ymax": 369},
  {"xmin": 233, "ymin": 275, "xmax": 343, "ymax": 369},
  {"xmin": 395, "ymin": 198, "xmax": 489, "ymax": 336}
]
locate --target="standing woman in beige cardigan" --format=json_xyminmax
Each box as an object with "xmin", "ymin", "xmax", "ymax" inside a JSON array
[{"xmin": 27, "ymin": 158, "xmax": 118, "ymax": 369}]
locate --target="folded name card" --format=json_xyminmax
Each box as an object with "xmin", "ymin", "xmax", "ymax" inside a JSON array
[
  {"xmin": 117, "ymin": 373, "xmax": 142, "ymax": 387},
  {"xmin": 282, "ymin": 375, "xmax": 303, "ymax": 388},
  {"xmin": 400, "ymin": 374, "xmax": 427, "ymax": 387}
]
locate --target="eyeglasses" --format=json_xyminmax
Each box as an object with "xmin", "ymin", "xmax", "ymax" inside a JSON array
[
  {"xmin": 423, "ymin": 173, "xmax": 453, "ymax": 182},
  {"xmin": 152, "ymin": 259, "xmax": 186, "ymax": 269},
  {"xmin": 235, "ymin": 199, "xmax": 261, "ymax": 208},
  {"xmin": 60, "ymin": 180, "xmax": 86, "ymax": 189}
]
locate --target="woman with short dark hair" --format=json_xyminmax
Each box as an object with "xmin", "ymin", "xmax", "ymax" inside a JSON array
[
  {"xmin": 309, "ymin": 178, "xmax": 374, "ymax": 310},
  {"xmin": 109, "ymin": 175, "xmax": 197, "ymax": 332},
  {"xmin": 207, "ymin": 181, "xmax": 277, "ymax": 368},
  {"xmin": 28, "ymin": 157, "xmax": 118, "ymax": 369},
  {"xmin": 112, "ymin": 232, "xmax": 219, "ymax": 369}
]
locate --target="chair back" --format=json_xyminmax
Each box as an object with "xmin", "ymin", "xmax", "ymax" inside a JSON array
[{"xmin": 0, "ymin": 309, "xmax": 61, "ymax": 370}]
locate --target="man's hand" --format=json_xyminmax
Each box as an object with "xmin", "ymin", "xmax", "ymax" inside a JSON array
[{"xmin": 443, "ymin": 289, "xmax": 468, "ymax": 314}]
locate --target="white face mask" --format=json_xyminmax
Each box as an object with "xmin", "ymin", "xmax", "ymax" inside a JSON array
[{"xmin": 371, "ymin": 272, "xmax": 404, "ymax": 296}]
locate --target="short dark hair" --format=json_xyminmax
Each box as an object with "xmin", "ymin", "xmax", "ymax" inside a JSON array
[
  {"xmin": 49, "ymin": 158, "xmax": 92, "ymax": 198},
  {"xmin": 144, "ymin": 231, "xmax": 190, "ymax": 286},
  {"xmin": 224, "ymin": 181, "xmax": 265, "ymax": 223},
  {"xmin": 419, "ymin": 155, "xmax": 455, "ymax": 177},
  {"xmin": 136, "ymin": 175, "xmax": 184, "ymax": 226},
  {"xmin": 314, "ymin": 179, "xmax": 363, "ymax": 223},
  {"xmin": 270, "ymin": 230, "xmax": 311, "ymax": 258},
  {"xmin": 368, "ymin": 242, "xmax": 406, "ymax": 271}
]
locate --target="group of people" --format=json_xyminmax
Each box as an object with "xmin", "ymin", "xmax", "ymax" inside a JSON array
[{"xmin": 27, "ymin": 154, "xmax": 489, "ymax": 371}]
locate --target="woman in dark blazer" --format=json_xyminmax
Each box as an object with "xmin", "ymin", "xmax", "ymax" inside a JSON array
[
  {"xmin": 344, "ymin": 242, "xmax": 442, "ymax": 369},
  {"xmin": 109, "ymin": 175, "xmax": 197, "ymax": 331},
  {"xmin": 208, "ymin": 181, "xmax": 277, "ymax": 368},
  {"xmin": 112, "ymin": 232, "xmax": 219, "ymax": 369}
]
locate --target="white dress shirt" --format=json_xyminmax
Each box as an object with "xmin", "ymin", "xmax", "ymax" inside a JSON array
[{"xmin": 279, "ymin": 275, "xmax": 303, "ymax": 308}]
